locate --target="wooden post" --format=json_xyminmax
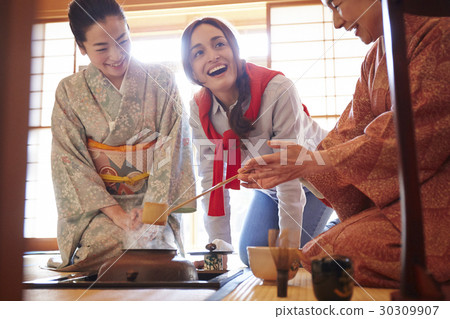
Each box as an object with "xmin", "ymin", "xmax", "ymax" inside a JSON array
[
  {"xmin": 381, "ymin": 0, "xmax": 443, "ymax": 300},
  {"xmin": 0, "ymin": 0, "xmax": 35, "ymax": 301}
]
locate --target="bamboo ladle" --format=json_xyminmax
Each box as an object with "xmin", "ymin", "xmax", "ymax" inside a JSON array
[{"xmin": 142, "ymin": 174, "xmax": 240, "ymax": 225}]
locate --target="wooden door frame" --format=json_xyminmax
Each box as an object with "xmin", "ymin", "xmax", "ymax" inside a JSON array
[{"xmin": 0, "ymin": 0, "xmax": 35, "ymax": 301}]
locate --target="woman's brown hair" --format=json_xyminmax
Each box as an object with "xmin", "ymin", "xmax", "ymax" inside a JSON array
[{"xmin": 181, "ymin": 17, "xmax": 254, "ymax": 139}]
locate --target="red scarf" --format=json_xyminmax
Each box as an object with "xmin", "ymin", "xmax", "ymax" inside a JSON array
[{"xmin": 195, "ymin": 62, "xmax": 310, "ymax": 216}]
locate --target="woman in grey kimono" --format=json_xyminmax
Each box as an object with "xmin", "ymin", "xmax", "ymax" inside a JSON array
[{"xmin": 50, "ymin": 0, "xmax": 196, "ymax": 271}]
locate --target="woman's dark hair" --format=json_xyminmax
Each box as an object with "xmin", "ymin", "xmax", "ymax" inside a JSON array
[
  {"xmin": 68, "ymin": 0, "xmax": 126, "ymax": 48},
  {"xmin": 181, "ymin": 17, "xmax": 254, "ymax": 139}
]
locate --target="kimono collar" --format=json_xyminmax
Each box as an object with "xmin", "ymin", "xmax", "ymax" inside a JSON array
[
  {"xmin": 120, "ymin": 57, "xmax": 147, "ymax": 99},
  {"xmin": 194, "ymin": 62, "xmax": 283, "ymax": 217},
  {"xmin": 84, "ymin": 57, "xmax": 145, "ymax": 95},
  {"xmin": 84, "ymin": 63, "xmax": 123, "ymax": 123},
  {"xmin": 84, "ymin": 58, "xmax": 148, "ymax": 145}
]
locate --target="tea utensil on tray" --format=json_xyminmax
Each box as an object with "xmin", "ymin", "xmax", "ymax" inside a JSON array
[{"xmin": 268, "ymin": 229, "xmax": 291, "ymax": 297}]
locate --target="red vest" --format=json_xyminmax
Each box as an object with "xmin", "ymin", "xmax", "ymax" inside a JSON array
[{"xmin": 194, "ymin": 62, "xmax": 310, "ymax": 216}]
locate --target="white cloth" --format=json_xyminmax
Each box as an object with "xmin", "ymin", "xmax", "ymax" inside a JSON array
[
  {"xmin": 212, "ymin": 239, "xmax": 234, "ymax": 252},
  {"xmin": 189, "ymin": 74, "xmax": 328, "ymax": 247}
]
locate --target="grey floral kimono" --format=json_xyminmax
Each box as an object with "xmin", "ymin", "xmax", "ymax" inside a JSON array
[{"xmin": 51, "ymin": 58, "xmax": 196, "ymax": 271}]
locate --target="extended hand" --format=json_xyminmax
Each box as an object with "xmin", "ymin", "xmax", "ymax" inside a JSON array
[{"xmin": 238, "ymin": 140, "xmax": 326, "ymax": 189}]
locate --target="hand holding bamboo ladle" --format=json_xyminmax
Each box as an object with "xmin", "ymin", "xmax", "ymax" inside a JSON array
[{"xmin": 142, "ymin": 173, "xmax": 241, "ymax": 225}]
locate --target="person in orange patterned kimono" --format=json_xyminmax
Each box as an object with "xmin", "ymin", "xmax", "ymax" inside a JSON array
[{"xmin": 238, "ymin": 0, "xmax": 449, "ymax": 288}]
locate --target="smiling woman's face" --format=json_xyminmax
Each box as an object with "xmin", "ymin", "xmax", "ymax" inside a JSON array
[
  {"xmin": 325, "ymin": 0, "xmax": 383, "ymax": 44},
  {"xmin": 80, "ymin": 15, "xmax": 131, "ymax": 88},
  {"xmin": 189, "ymin": 23, "xmax": 239, "ymax": 101}
]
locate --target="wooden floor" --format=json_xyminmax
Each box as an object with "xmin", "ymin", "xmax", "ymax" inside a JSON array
[
  {"xmin": 223, "ymin": 269, "xmax": 394, "ymax": 301},
  {"xmin": 22, "ymin": 253, "xmax": 395, "ymax": 301}
]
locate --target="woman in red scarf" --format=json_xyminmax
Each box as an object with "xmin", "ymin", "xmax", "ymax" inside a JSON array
[{"xmin": 181, "ymin": 17, "xmax": 333, "ymax": 266}]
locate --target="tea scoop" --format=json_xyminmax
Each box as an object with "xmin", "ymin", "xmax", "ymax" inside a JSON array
[{"xmin": 143, "ymin": 173, "xmax": 240, "ymax": 225}]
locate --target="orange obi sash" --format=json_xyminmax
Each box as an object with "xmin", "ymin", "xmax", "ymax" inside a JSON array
[{"xmin": 87, "ymin": 138, "xmax": 157, "ymax": 195}]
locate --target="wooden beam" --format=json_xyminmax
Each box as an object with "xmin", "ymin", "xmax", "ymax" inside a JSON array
[
  {"xmin": 25, "ymin": 238, "xmax": 59, "ymax": 252},
  {"xmin": 36, "ymin": 0, "xmax": 309, "ymax": 22}
]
